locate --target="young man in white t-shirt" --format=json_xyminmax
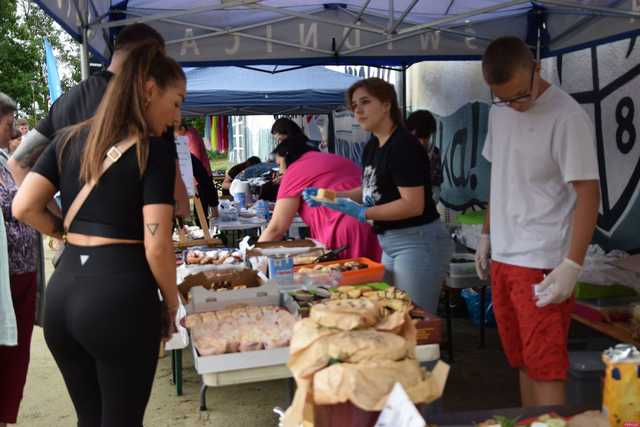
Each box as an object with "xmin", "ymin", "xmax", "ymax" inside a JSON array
[{"xmin": 475, "ymin": 37, "xmax": 600, "ymax": 407}]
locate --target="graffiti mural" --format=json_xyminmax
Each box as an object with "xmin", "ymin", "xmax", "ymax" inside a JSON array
[
  {"xmin": 433, "ymin": 102, "xmax": 491, "ymax": 211},
  {"xmin": 563, "ymin": 41, "xmax": 640, "ymax": 252},
  {"xmin": 428, "ymin": 38, "xmax": 640, "ymax": 252}
]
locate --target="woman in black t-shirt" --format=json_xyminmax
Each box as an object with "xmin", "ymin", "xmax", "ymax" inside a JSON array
[
  {"xmin": 305, "ymin": 78, "xmax": 452, "ymax": 313},
  {"xmin": 13, "ymin": 44, "xmax": 183, "ymax": 426}
]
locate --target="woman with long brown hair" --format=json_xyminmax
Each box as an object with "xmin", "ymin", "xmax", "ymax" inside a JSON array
[
  {"xmin": 305, "ymin": 78, "xmax": 452, "ymax": 314},
  {"xmin": 12, "ymin": 43, "xmax": 184, "ymax": 426}
]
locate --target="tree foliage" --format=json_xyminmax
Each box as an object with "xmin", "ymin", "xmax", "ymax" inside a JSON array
[{"xmin": 0, "ymin": 0, "xmax": 80, "ymax": 125}]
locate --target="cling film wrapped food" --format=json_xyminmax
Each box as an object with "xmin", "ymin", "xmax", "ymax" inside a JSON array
[
  {"xmin": 310, "ymin": 298, "xmax": 380, "ymax": 330},
  {"xmin": 602, "ymin": 344, "xmax": 640, "ymax": 427}
]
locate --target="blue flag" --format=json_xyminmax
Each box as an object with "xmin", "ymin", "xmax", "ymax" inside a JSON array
[{"xmin": 44, "ymin": 38, "xmax": 62, "ymax": 103}]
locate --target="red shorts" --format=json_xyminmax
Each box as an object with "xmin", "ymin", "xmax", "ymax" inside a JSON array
[{"xmin": 491, "ymin": 261, "xmax": 574, "ymax": 381}]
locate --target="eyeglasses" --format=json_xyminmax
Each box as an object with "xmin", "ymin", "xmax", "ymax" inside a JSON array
[{"xmin": 491, "ymin": 65, "xmax": 536, "ymax": 107}]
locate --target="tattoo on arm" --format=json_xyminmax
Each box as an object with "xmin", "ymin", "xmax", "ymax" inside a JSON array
[{"xmin": 146, "ymin": 223, "xmax": 159, "ymax": 236}]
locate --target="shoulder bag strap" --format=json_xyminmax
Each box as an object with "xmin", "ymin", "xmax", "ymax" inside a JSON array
[{"xmin": 63, "ymin": 137, "xmax": 138, "ymax": 233}]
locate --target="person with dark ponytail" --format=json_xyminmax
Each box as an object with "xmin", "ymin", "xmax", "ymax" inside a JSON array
[
  {"xmin": 260, "ymin": 134, "xmax": 380, "ymax": 261},
  {"xmin": 13, "ymin": 43, "xmax": 185, "ymax": 426},
  {"xmin": 305, "ymin": 78, "xmax": 451, "ymax": 314}
]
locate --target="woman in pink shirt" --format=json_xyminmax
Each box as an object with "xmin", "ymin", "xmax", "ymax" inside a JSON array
[{"xmin": 259, "ymin": 135, "xmax": 381, "ymax": 261}]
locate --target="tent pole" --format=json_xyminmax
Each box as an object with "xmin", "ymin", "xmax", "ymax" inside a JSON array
[
  {"xmin": 327, "ymin": 112, "xmax": 336, "ymax": 154},
  {"xmin": 401, "ymin": 65, "xmax": 407, "ymax": 119},
  {"xmin": 537, "ymin": 0, "xmax": 640, "ymax": 19},
  {"xmin": 80, "ymin": 0, "xmax": 90, "ymax": 80}
]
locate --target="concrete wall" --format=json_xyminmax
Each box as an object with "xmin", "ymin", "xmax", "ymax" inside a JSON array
[{"xmin": 407, "ymin": 38, "xmax": 640, "ymax": 252}]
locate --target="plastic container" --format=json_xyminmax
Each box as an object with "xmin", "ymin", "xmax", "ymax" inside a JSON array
[
  {"xmin": 254, "ymin": 199, "xmax": 270, "ymax": 220},
  {"xmin": 449, "ymin": 253, "xmax": 476, "ymax": 277},
  {"xmin": 218, "ymin": 201, "xmax": 239, "ymax": 222},
  {"xmin": 232, "ymin": 192, "xmax": 247, "ymax": 209},
  {"xmin": 455, "ymin": 210, "xmax": 486, "ymax": 225},
  {"xmin": 294, "ymin": 257, "xmax": 385, "ymax": 286},
  {"xmin": 574, "ymin": 282, "xmax": 638, "ymax": 300},
  {"xmin": 268, "ymin": 255, "xmax": 294, "ymax": 285},
  {"xmin": 566, "ymin": 351, "xmax": 604, "ymax": 407}
]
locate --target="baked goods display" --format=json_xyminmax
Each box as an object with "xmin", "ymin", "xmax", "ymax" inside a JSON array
[
  {"xmin": 188, "ymin": 305, "xmax": 297, "ymax": 355},
  {"xmin": 172, "ymin": 225, "xmax": 204, "ymax": 241},
  {"xmin": 289, "ymin": 284, "xmax": 415, "ymax": 319},
  {"xmin": 185, "ymin": 249, "xmax": 243, "ymax": 265},
  {"xmin": 290, "ymin": 249, "xmax": 327, "ymax": 266},
  {"xmin": 315, "ymin": 188, "xmax": 336, "ymax": 203},
  {"xmin": 330, "ymin": 284, "xmax": 413, "ymax": 316},
  {"xmin": 298, "ymin": 260, "xmax": 368, "ymax": 274},
  {"xmin": 178, "ymin": 269, "xmax": 260, "ymax": 301}
]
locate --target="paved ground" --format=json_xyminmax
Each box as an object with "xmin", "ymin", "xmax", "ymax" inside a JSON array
[{"xmin": 16, "ymin": 242, "xmax": 570, "ymax": 426}]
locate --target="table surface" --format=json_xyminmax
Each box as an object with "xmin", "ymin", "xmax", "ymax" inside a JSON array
[
  {"xmin": 200, "ymin": 343, "xmax": 440, "ymax": 388},
  {"xmin": 571, "ymin": 313, "xmax": 640, "ymax": 347},
  {"xmin": 423, "ymin": 404, "xmax": 598, "ymax": 426},
  {"xmin": 212, "ymin": 218, "xmax": 266, "ymax": 230}
]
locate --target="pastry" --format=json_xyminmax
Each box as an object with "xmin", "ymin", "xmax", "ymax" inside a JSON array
[{"xmin": 316, "ymin": 188, "xmax": 336, "ymax": 202}]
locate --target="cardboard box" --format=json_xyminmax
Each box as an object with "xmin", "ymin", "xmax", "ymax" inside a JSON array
[
  {"xmin": 189, "ymin": 289, "xmax": 298, "ymax": 375},
  {"xmin": 180, "ymin": 269, "xmax": 262, "ymax": 303},
  {"xmin": 176, "ymin": 263, "xmax": 247, "ymax": 285},
  {"xmin": 187, "ymin": 277, "xmax": 277, "ymax": 313},
  {"xmin": 412, "ymin": 307, "xmax": 443, "ymax": 345}
]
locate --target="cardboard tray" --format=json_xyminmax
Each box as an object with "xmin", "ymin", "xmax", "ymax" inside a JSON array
[
  {"xmin": 295, "ymin": 257, "xmax": 385, "ymax": 286},
  {"xmin": 192, "ymin": 343, "xmax": 290, "ymax": 375},
  {"xmin": 189, "ymin": 288, "xmax": 298, "ymax": 375},
  {"xmin": 176, "ymin": 263, "xmax": 247, "ymax": 286},
  {"xmin": 179, "ymin": 269, "xmax": 261, "ymax": 302},
  {"xmin": 187, "ymin": 276, "xmax": 276, "ymax": 313}
]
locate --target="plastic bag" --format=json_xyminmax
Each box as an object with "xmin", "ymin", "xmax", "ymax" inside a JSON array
[
  {"xmin": 460, "ymin": 288, "xmax": 496, "ymax": 327},
  {"xmin": 164, "ymin": 301, "xmax": 189, "ymax": 351}
]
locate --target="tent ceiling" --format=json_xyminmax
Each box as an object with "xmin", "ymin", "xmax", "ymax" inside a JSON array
[
  {"xmin": 36, "ymin": 1, "xmax": 640, "ymax": 66},
  {"xmin": 182, "ymin": 65, "xmax": 361, "ymax": 115}
]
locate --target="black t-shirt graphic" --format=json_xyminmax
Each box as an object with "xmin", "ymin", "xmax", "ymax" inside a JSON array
[{"xmin": 361, "ymin": 126, "xmax": 439, "ymax": 234}]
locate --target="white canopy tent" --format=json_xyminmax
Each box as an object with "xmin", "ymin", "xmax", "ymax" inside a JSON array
[{"xmin": 35, "ymin": 1, "xmax": 640, "ymax": 79}]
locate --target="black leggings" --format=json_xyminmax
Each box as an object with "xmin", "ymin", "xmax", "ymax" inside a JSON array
[{"xmin": 44, "ymin": 244, "xmax": 162, "ymax": 427}]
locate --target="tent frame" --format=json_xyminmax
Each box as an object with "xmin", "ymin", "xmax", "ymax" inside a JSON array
[{"xmin": 61, "ymin": 1, "xmax": 640, "ymax": 80}]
